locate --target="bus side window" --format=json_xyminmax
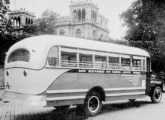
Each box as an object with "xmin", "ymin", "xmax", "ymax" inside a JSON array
[
  {"xmin": 108, "ymin": 56, "xmax": 119, "ymax": 69},
  {"xmin": 133, "ymin": 59, "xmax": 141, "ymax": 66},
  {"xmin": 132, "ymin": 56, "xmax": 146, "ymax": 71},
  {"xmin": 79, "ymin": 53, "xmax": 92, "ymax": 68},
  {"xmin": 142, "ymin": 59, "xmax": 146, "ymax": 71},
  {"xmin": 61, "ymin": 51, "xmax": 77, "ymax": 67},
  {"xmin": 121, "ymin": 56, "xmax": 131, "ymax": 71},
  {"xmin": 94, "ymin": 55, "xmax": 107, "ymax": 69},
  {"xmin": 132, "ymin": 56, "xmax": 141, "ymax": 71},
  {"xmin": 47, "ymin": 47, "xmax": 59, "ymax": 66}
]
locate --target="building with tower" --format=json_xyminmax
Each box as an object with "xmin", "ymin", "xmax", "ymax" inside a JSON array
[{"xmin": 56, "ymin": 0, "xmax": 109, "ymax": 41}]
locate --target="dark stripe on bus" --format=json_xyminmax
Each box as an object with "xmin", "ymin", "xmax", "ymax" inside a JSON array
[{"xmin": 67, "ymin": 69, "xmax": 146, "ymax": 75}]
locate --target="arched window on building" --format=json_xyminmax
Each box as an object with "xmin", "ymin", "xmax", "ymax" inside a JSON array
[
  {"xmin": 78, "ymin": 9, "xmax": 81, "ymax": 21},
  {"xmin": 59, "ymin": 29, "xmax": 65, "ymax": 35},
  {"xmin": 26, "ymin": 18, "xmax": 28, "ymax": 24},
  {"xmin": 99, "ymin": 34, "xmax": 103, "ymax": 41},
  {"xmin": 14, "ymin": 17, "xmax": 17, "ymax": 21},
  {"xmin": 16, "ymin": 17, "xmax": 19, "ymax": 27},
  {"xmin": 18, "ymin": 17, "xmax": 21, "ymax": 26},
  {"xmin": 11, "ymin": 17, "xmax": 14, "ymax": 26},
  {"xmin": 91, "ymin": 11, "xmax": 97, "ymax": 22},
  {"xmin": 93, "ymin": 30, "xmax": 96, "ymax": 40},
  {"xmin": 76, "ymin": 29, "xmax": 81, "ymax": 37},
  {"xmin": 31, "ymin": 19, "xmax": 33, "ymax": 24},
  {"xmin": 28, "ymin": 18, "xmax": 31, "ymax": 24},
  {"xmin": 73, "ymin": 10, "xmax": 77, "ymax": 20},
  {"xmin": 94, "ymin": 12, "xmax": 97, "ymax": 21},
  {"xmin": 82, "ymin": 9, "xmax": 86, "ymax": 20},
  {"xmin": 14, "ymin": 17, "xmax": 17, "ymax": 26},
  {"xmin": 91, "ymin": 11, "xmax": 94, "ymax": 19}
]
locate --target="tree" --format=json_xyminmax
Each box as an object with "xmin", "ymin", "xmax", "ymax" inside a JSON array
[
  {"xmin": 35, "ymin": 9, "xmax": 58, "ymax": 34},
  {"xmin": 0, "ymin": 0, "xmax": 10, "ymax": 34},
  {"xmin": 121, "ymin": 0, "xmax": 165, "ymax": 72}
]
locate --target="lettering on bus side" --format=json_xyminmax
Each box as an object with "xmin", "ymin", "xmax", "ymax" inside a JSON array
[
  {"xmin": 88, "ymin": 70, "xmax": 105, "ymax": 74},
  {"xmin": 78, "ymin": 69, "xmax": 87, "ymax": 73},
  {"xmin": 122, "ymin": 71, "xmax": 132, "ymax": 74},
  {"xmin": 111, "ymin": 70, "xmax": 121, "ymax": 74},
  {"xmin": 68, "ymin": 69, "xmax": 145, "ymax": 75}
]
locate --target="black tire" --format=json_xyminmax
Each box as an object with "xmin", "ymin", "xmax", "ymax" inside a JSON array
[
  {"xmin": 151, "ymin": 86, "xmax": 162, "ymax": 103},
  {"xmin": 84, "ymin": 92, "xmax": 102, "ymax": 116}
]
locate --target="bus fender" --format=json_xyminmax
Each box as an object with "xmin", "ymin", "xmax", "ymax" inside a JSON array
[{"xmin": 86, "ymin": 86, "xmax": 105, "ymax": 101}]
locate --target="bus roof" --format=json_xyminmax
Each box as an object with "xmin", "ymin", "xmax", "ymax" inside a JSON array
[
  {"xmin": 14, "ymin": 35, "xmax": 149, "ymax": 57},
  {"xmin": 5, "ymin": 35, "xmax": 150, "ymax": 69}
]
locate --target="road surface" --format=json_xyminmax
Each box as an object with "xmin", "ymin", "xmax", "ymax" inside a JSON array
[{"xmin": 0, "ymin": 94, "xmax": 165, "ymax": 120}]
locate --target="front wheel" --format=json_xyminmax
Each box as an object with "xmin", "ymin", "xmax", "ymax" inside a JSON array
[
  {"xmin": 151, "ymin": 86, "xmax": 162, "ymax": 103},
  {"xmin": 84, "ymin": 92, "xmax": 102, "ymax": 116}
]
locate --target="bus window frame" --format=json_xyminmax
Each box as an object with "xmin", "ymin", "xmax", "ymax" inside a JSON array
[
  {"xmin": 61, "ymin": 51, "xmax": 77, "ymax": 68},
  {"xmin": 108, "ymin": 56, "xmax": 120, "ymax": 70},
  {"xmin": 120, "ymin": 55, "xmax": 131, "ymax": 71},
  {"xmin": 47, "ymin": 45, "xmax": 147, "ymax": 72},
  {"xmin": 47, "ymin": 46, "xmax": 59, "ymax": 67}
]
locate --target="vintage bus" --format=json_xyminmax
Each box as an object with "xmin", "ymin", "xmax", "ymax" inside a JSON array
[{"xmin": 3, "ymin": 35, "xmax": 163, "ymax": 116}]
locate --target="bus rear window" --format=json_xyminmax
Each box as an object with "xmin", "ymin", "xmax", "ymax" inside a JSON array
[{"xmin": 8, "ymin": 49, "xmax": 30, "ymax": 63}]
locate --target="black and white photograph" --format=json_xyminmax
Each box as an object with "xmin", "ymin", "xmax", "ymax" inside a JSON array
[{"xmin": 0, "ymin": 0, "xmax": 165, "ymax": 120}]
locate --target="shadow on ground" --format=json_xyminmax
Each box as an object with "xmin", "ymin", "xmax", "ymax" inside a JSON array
[
  {"xmin": 100, "ymin": 100, "xmax": 151, "ymax": 115},
  {"xmin": 14, "ymin": 107, "xmax": 87, "ymax": 120},
  {"xmin": 13, "ymin": 101, "xmax": 151, "ymax": 120}
]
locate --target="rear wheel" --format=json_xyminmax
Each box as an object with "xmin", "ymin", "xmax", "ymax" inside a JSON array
[
  {"xmin": 151, "ymin": 86, "xmax": 162, "ymax": 103},
  {"xmin": 84, "ymin": 92, "xmax": 102, "ymax": 116}
]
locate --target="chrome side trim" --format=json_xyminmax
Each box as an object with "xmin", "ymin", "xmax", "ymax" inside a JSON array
[
  {"xmin": 46, "ymin": 95, "xmax": 85, "ymax": 101},
  {"xmin": 105, "ymin": 87, "xmax": 146, "ymax": 91},
  {"xmin": 106, "ymin": 92, "xmax": 145, "ymax": 97},
  {"xmin": 46, "ymin": 89, "xmax": 88, "ymax": 94},
  {"xmin": 47, "ymin": 87, "xmax": 146, "ymax": 94}
]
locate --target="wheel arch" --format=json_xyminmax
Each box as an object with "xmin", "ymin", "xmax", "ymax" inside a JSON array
[{"xmin": 86, "ymin": 86, "xmax": 106, "ymax": 101}]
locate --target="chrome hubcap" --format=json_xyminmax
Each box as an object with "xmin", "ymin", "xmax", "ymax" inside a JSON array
[
  {"xmin": 155, "ymin": 89, "xmax": 161, "ymax": 100},
  {"xmin": 88, "ymin": 96, "xmax": 99, "ymax": 113}
]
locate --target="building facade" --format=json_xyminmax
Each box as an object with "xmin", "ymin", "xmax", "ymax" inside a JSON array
[
  {"xmin": 8, "ymin": 9, "xmax": 35, "ymax": 28},
  {"xmin": 56, "ymin": 0, "xmax": 110, "ymax": 41},
  {"xmin": 8, "ymin": 9, "xmax": 35, "ymax": 35}
]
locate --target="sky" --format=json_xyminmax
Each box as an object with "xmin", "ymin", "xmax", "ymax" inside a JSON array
[{"xmin": 10, "ymin": 0, "xmax": 136, "ymax": 40}]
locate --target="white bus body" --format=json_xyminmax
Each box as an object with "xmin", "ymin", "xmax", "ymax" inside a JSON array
[{"xmin": 4, "ymin": 35, "xmax": 162, "ymax": 116}]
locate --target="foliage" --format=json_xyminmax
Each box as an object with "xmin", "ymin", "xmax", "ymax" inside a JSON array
[
  {"xmin": 35, "ymin": 9, "xmax": 58, "ymax": 35},
  {"xmin": 23, "ymin": 25, "xmax": 38, "ymax": 35},
  {"xmin": 0, "ymin": 0, "xmax": 10, "ymax": 34},
  {"xmin": 121, "ymin": 0, "xmax": 165, "ymax": 72},
  {"xmin": 108, "ymin": 38, "xmax": 128, "ymax": 45},
  {"xmin": 0, "ymin": 8, "xmax": 59, "ymax": 65}
]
